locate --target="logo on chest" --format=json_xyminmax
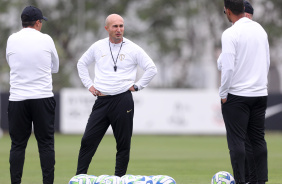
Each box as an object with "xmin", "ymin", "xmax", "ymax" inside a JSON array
[{"xmin": 119, "ymin": 54, "xmax": 125, "ymax": 61}]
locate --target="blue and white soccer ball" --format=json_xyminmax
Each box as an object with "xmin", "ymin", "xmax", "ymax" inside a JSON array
[
  {"xmin": 120, "ymin": 174, "xmax": 137, "ymax": 184},
  {"xmin": 103, "ymin": 175, "xmax": 121, "ymax": 184},
  {"xmin": 134, "ymin": 175, "xmax": 153, "ymax": 184},
  {"xmin": 69, "ymin": 174, "xmax": 96, "ymax": 184},
  {"xmin": 93, "ymin": 175, "xmax": 109, "ymax": 184},
  {"xmin": 87, "ymin": 175, "xmax": 98, "ymax": 183},
  {"xmin": 151, "ymin": 175, "xmax": 176, "ymax": 184},
  {"xmin": 211, "ymin": 171, "xmax": 235, "ymax": 184}
]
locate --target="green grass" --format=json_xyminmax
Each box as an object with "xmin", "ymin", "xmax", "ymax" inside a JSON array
[{"xmin": 0, "ymin": 133, "xmax": 282, "ymax": 184}]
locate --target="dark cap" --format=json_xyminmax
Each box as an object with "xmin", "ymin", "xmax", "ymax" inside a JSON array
[
  {"xmin": 244, "ymin": 0, "xmax": 254, "ymax": 15},
  {"xmin": 21, "ymin": 6, "xmax": 48, "ymax": 22}
]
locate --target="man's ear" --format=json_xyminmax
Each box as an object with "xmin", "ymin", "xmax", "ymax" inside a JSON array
[{"xmin": 226, "ymin": 9, "xmax": 231, "ymax": 16}]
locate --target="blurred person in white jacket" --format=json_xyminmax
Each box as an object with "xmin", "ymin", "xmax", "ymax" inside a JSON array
[
  {"xmin": 76, "ymin": 14, "xmax": 157, "ymax": 177},
  {"xmin": 6, "ymin": 5, "xmax": 59, "ymax": 184},
  {"xmin": 218, "ymin": 0, "xmax": 269, "ymax": 183}
]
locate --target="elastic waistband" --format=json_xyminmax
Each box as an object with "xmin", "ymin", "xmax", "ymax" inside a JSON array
[{"xmin": 97, "ymin": 90, "xmax": 131, "ymax": 99}]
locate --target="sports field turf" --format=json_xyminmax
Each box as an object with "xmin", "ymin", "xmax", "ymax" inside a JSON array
[{"xmin": 0, "ymin": 133, "xmax": 281, "ymax": 184}]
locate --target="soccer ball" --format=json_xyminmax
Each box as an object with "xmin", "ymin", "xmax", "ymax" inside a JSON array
[
  {"xmin": 135, "ymin": 175, "xmax": 153, "ymax": 184},
  {"xmin": 151, "ymin": 175, "xmax": 176, "ymax": 184},
  {"xmin": 120, "ymin": 174, "xmax": 137, "ymax": 184},
  {"xmin": 103, "ymin": 175, "xmax": 121, "ymax": 184},
  {"xmin": 211, "ymin": 171, "xmax": 235, "ymax": 184},
  {"xmin": 69, "ymin": 174, "xmax": 96, "ymax": 184},
  {"xmin": 93, "ymin": 175, "xmax": 109, "ymax": 184},
  {"xmin": 87, "ymin": 175, "xmax": 98, "ymax": 183}
]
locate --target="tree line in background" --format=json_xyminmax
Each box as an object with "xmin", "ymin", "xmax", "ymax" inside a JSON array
[{"xmin": 0, "ymin": 0, "xmax": 281, "ymax": 92}]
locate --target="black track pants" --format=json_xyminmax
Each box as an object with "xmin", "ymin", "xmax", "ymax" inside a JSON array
[
  {"xmin": 221, "ymin": 94, "xmax": 268, "ymax": 183},
  {"xmin": 76, "ymin": 91, "xmax": 134, "ymax": 177},
  {"xmin": 8, "ymin": 97, "xmax": 56, "ymax": 184}
]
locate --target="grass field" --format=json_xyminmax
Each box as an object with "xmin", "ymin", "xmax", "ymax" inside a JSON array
[{"xmin": 0, "ymin": 132, "xmax": 281, "ymax": 184}]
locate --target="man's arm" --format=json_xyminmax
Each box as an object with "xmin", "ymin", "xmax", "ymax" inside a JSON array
[
  {"xmin": 77, "ymin": 45, "xmax": 96, "ymax": 90},
  {"xmin": 51, "ymin": 43, "xmax": 59, "ymax": 73},
  {"xmin": 218, "ymin": 31, "xmax": 236, "ymax": 102},
  {"xmin": 134, "ymin": 48, "xmax": 157, "ymax": 90},
  {"xmin": 219, "ymin": 53, "xmax": 235, "ymax": 100}
]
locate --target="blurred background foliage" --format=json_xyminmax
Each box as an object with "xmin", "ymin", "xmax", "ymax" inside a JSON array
[{"xmin": 1, "ymin": 0, "xmax": 282, "ymax": 92}]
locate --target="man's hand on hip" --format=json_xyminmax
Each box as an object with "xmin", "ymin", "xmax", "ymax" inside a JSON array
[
  {"xmin": 89, "ymin": 86, "xmax": 101, "ymax": 96},
  {"xmin": 129, "ymin": 86, "xmax": 135, "ymax": 92}
]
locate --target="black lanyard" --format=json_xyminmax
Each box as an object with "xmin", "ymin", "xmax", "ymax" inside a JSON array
[{"xmin": 109, "ymin": 40, "xmax": 124, "ymax": 72}]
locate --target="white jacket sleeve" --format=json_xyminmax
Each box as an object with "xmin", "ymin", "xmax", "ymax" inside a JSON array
[
  {"xmin": 77, "ymin": 45, "xmax": 95, "ymax": 89},
  {"xmin": 134, "ymin": 48, "xmax": 157, "ymax": 90},
  {"xmin": 218, "ymin": 53, "xmax": 235, "ymax": 99},
  {"xmin": 50, "ymin": 38, "xmax": 59, "ymax": 73},
  {"xmin": 218, "ymin": 31, "xmax": 236, "ymax": 99}
]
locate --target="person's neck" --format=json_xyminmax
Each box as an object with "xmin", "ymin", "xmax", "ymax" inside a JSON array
[
  {"xmin": 25, "ymin": 26, "xmax": 40, "ymax": 31},
  {"xmin": 232, "ymin": 14, "xmax": 245, "ymax": 24},
  {"xmin": 109, "ymin": 38, "xmax": 123, "ymax": 44}
]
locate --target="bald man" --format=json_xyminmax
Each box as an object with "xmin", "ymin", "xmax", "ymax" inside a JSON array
[{"xmin": 76, "ymin": 14, "xmax": 157, "ymax": 176}]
